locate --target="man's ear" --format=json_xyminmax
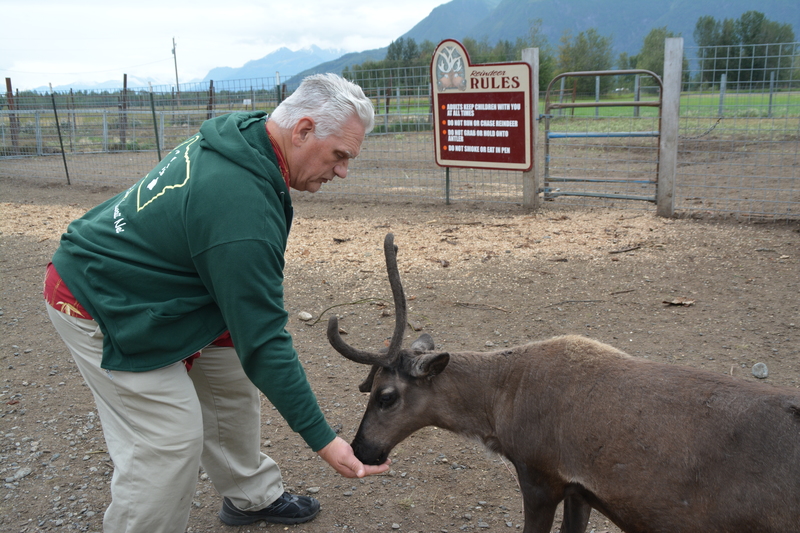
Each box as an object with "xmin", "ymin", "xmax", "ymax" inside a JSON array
[{"xmin": 291, "ymin": 117, "xmax": 315, "ymax": 147}]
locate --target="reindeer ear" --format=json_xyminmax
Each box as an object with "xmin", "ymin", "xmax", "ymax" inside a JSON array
[
  {"xmin": 410, "ymin": 333, "xmax": 435, "ymax": 354},
  {"xmin": 410, "ymin": 352, "xmax": 450, "ymax": 379},
  {"xmin": 358, "ymin": 365, "xmax": 380, "ymax": 392}
]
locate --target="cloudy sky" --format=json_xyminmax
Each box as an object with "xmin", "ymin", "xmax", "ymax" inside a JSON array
[{"xmin": 2, "ymin": 0, "xmax": 450, "ymax": 90}]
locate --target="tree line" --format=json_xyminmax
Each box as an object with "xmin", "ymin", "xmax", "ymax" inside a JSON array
[
  {"xmin": 693, "ymin": 11, "xmax": 796, "ymax": 87},
  {"xmin": 343, "ymin": 10, "xmax": 796, "ymax": 95}
]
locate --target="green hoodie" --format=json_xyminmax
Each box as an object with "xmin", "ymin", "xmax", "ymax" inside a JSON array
[{"xmin": 52, "ymin": 111, "xmax": 335, "ymax": 451}]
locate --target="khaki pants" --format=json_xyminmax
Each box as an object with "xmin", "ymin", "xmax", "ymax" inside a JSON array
[{"xmin": 46, "ymin": 303, "xmax": 284, "ymax": 533}]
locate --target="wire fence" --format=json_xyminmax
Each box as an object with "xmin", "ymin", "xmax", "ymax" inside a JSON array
[
  {"xmin": 2, "ymin": 42, "xmax": 799, "ymax": 220},
  {"xmin": 675, "ymin": 42, "xmax": 800, "ymax": 220}
]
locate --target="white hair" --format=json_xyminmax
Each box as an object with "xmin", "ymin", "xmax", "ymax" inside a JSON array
[{"xmin": 270, "ymin": 73, "xmax": 375, "ymax": 138}]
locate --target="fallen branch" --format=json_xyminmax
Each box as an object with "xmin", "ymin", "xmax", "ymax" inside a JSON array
[
  {"xmin": 609, "ymin": 245, "xmax": 642, "ymax": 254},
  {"xmin": 310, "ymin": 298, "xmax": 391, "ymax": 326},
  {"xmin": 544, "ymin": 300, "xmax": 604, "ymax": 308},
  {"xmin": 454, "ymin": 302, "xmax": 510, "ymax": 313}
]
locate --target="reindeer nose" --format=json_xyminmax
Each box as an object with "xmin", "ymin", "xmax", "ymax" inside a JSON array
[{"xmin": 351, "ymin": 436, "xmax": 389, "ymax": 466}]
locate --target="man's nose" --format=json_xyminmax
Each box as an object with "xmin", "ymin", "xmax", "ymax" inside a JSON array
[{"xmin": 334, "ymin": 159, "xmax": 350, "ymax": 179}]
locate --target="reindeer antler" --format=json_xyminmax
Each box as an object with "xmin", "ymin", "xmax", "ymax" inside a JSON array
[
  {"xmin": 326, "ymin": 316, "xmax": 386, "ymax": 365},
  {"xmin": 438, "ymin": 46, "xmax": 461, "ymax": 73},
  {"xmin": 384, "ymin": 233, "xmax": 407, "ymax": 362},
  {"xmin": 327, "ymin": 233, "xmax": 408, "ymax": 367}
]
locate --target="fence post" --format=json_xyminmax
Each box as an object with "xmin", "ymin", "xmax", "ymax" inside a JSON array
[
  {"xmin": 69, "ymin": 89, "xmax": 76, "ymax": 153},
  {"xmin": 49, "ymin": 85, "xmax": 71, "ymax": 185},
  {"xmin": 718, "ymin": 73, "xmax": 726, "ymax": 117},
  {"xmin": 103, "ymin": 110, "xmax": 109, "ymax": 152},
  {"xmin": 595, "ymin": 76, "xmax": 600, "ymax": 118},
  {"xmin": 5, "ymin": 78, "xmax": 20, "ymax": 153},
  {"xmin": 386, "ymin": 76, "xmax": 392, "ymax": 116},
  {"xmin": 207, "ymin": 80, "xmax": 215, "ymax": 119},
  {"xmin": 633, "ymin": 75, "xmax": 640, "ymax": 117},
  {"xmin": 445, "ymin": 167, "xmax": 450, "ymax": 205},
  {"xmin": 120, "ymin": 74, "xmax": 128, "ymax": 149},
  {"xmin": 657, "ymin": 37, "xmax": 682, "ymax": 218},
  {"xmin": 149, "ymin": 83, "xmax": 162, "ymax": 162},
  {"xmin": 159, "ymin": 112, "xmax": 165, "ymax": 151},
  {"xmin": 522, "ymin": 47, "xmax": 540, "ymax": 210},
  {"xmin": 768, "ymin": 71, "xmax": 775, "ymax": 118},
  {"xmin": 35, "ymin": 111, "xmax": 42, "ymax": 155}
]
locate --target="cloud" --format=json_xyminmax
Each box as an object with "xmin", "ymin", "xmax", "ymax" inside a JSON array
[{"xmin": 1, "ymin": 0, "xmax": 448, "ymax": 90}]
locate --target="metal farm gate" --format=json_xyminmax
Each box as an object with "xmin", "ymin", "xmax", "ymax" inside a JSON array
[
  {"xmin": 542, "ymin": 69, "xmax": 663, "ymax": 204},
  {"xmin": 4, "ymin": 39, "xmax": 799, "ymax": 220}
]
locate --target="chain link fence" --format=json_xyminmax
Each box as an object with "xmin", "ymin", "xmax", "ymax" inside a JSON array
[{"xmin": 2, "ymin": 42, "xmax": 799, "ymax": 220}]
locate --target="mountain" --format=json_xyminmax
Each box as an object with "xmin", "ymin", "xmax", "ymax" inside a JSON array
[
  {"xmin": 203, "ymin": 45, "xmax": 346, "ymax": 82},
  {"xmin": 36, "ymin": 47, "xmax": 346, "ymax": 93},
  {"xmin": 463, "ymin": 0, "xmax": 798, "ymax": 55},
  {"xmin": 285, "ymin": 0, "xmax": 497, "ymax": 85},
  {"xmin": 285, "ymin": 47, "xmax": 390, "ymax": 84},
  {"xmin": 402, "ymin": 0, "xmax": 499, "ymax": 43},
  {"xmin": 285, "ymin": 0, "xmax": 798, "ymax": 84},
  {"xmin": 36, "ymin": 75, "xmax": 158, "ymax": 94}
]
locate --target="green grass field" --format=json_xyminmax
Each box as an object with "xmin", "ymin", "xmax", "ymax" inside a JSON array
[
  {"xmin": 548, "ymin": 90, "xmax": 800, "ymax": 118},
  {"xmin": 3, "ymin": 89, "xmax": 798, "ymax": 156}
]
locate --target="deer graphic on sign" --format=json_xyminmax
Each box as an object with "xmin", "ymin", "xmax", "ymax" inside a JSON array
[{"xmin": 436, "ymin": 46, "xmax": 466, "ymax": 91}]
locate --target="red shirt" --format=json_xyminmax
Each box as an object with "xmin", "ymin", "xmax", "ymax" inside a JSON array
[
  {"xmin": 267, "ymin": 127, "xmax": 291, "ymax": 190},
  {"xmin": 44, "ymin": 262, "xmax": 92, "ymax": 320},
  {"xmin": 44, "ymin": 263, "xmax": 232, "ymax": 370}
]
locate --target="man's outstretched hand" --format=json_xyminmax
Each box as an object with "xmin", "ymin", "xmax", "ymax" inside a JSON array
[{"xmin": 317, "ymin": 437, "xmax": 391, "ymax": 478}]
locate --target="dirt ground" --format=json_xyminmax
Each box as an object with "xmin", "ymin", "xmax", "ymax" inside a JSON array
[{"xmin": 1, "ymin": 176, "xmax": 799, "ymax": 533}]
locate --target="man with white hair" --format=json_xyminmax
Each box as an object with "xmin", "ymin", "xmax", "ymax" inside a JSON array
[{"xmin": 43, "ymin": 73, "xmax": 388, "ymax": 532}]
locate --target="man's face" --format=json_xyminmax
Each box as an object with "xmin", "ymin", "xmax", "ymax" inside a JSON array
[{"xmin": 289, "ymin": 115, "xmax": 366, "ymax": 193}]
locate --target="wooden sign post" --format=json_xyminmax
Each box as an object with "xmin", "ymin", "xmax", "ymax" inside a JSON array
[{"xmin": 431, "ymin": 39, "xmax": 533, "ymax": 172}]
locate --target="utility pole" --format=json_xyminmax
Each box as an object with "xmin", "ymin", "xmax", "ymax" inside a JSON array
[{"xmin": 172, "ymin": 37, "xmax": 181, "ymax": 107}]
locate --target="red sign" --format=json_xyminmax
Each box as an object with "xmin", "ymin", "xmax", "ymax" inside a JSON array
[{"xmin": 431, "ymin": 39, "xmax": 533, "ymax": 171}]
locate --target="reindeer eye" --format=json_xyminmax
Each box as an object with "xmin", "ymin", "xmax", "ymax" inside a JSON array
[{"xmin": 376, "ymin": 389, "xmax": 398, "ymax": 409}]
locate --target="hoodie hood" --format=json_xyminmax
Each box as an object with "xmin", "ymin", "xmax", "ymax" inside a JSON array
[{"xmin": 198, "ymin": 111, "xmax": 283, "ymax": 189}]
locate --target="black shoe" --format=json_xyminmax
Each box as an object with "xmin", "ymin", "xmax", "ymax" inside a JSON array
[{"xmin": 219, "ymin": 492, "xmax": 320, "ymax": 525}]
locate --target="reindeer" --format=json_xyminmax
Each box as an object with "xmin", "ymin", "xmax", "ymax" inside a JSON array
[{"xmin": 327, "ymin": 233, "xmax": 800, "ymax": 533}]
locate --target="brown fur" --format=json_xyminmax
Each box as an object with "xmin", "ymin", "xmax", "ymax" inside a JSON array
[
  {"xmin": 329, "ymin": 235, "xmax": 800, "ymax": 533},
  {"xmin": 344, "ymin": 336, "xmax": 800, "ymax": 533}
]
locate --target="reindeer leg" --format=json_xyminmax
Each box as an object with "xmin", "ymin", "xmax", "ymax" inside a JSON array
[
  {"xmin": 560, "ymin": 493, "xmax": 591, "ymax": 533},
  {"xmin": 519, "ymin": 488, "xmax": 558, "ymax": 533},
  {"xmin": 516, "ymin": 468, "xmax": 560, "ymax": 533}
]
